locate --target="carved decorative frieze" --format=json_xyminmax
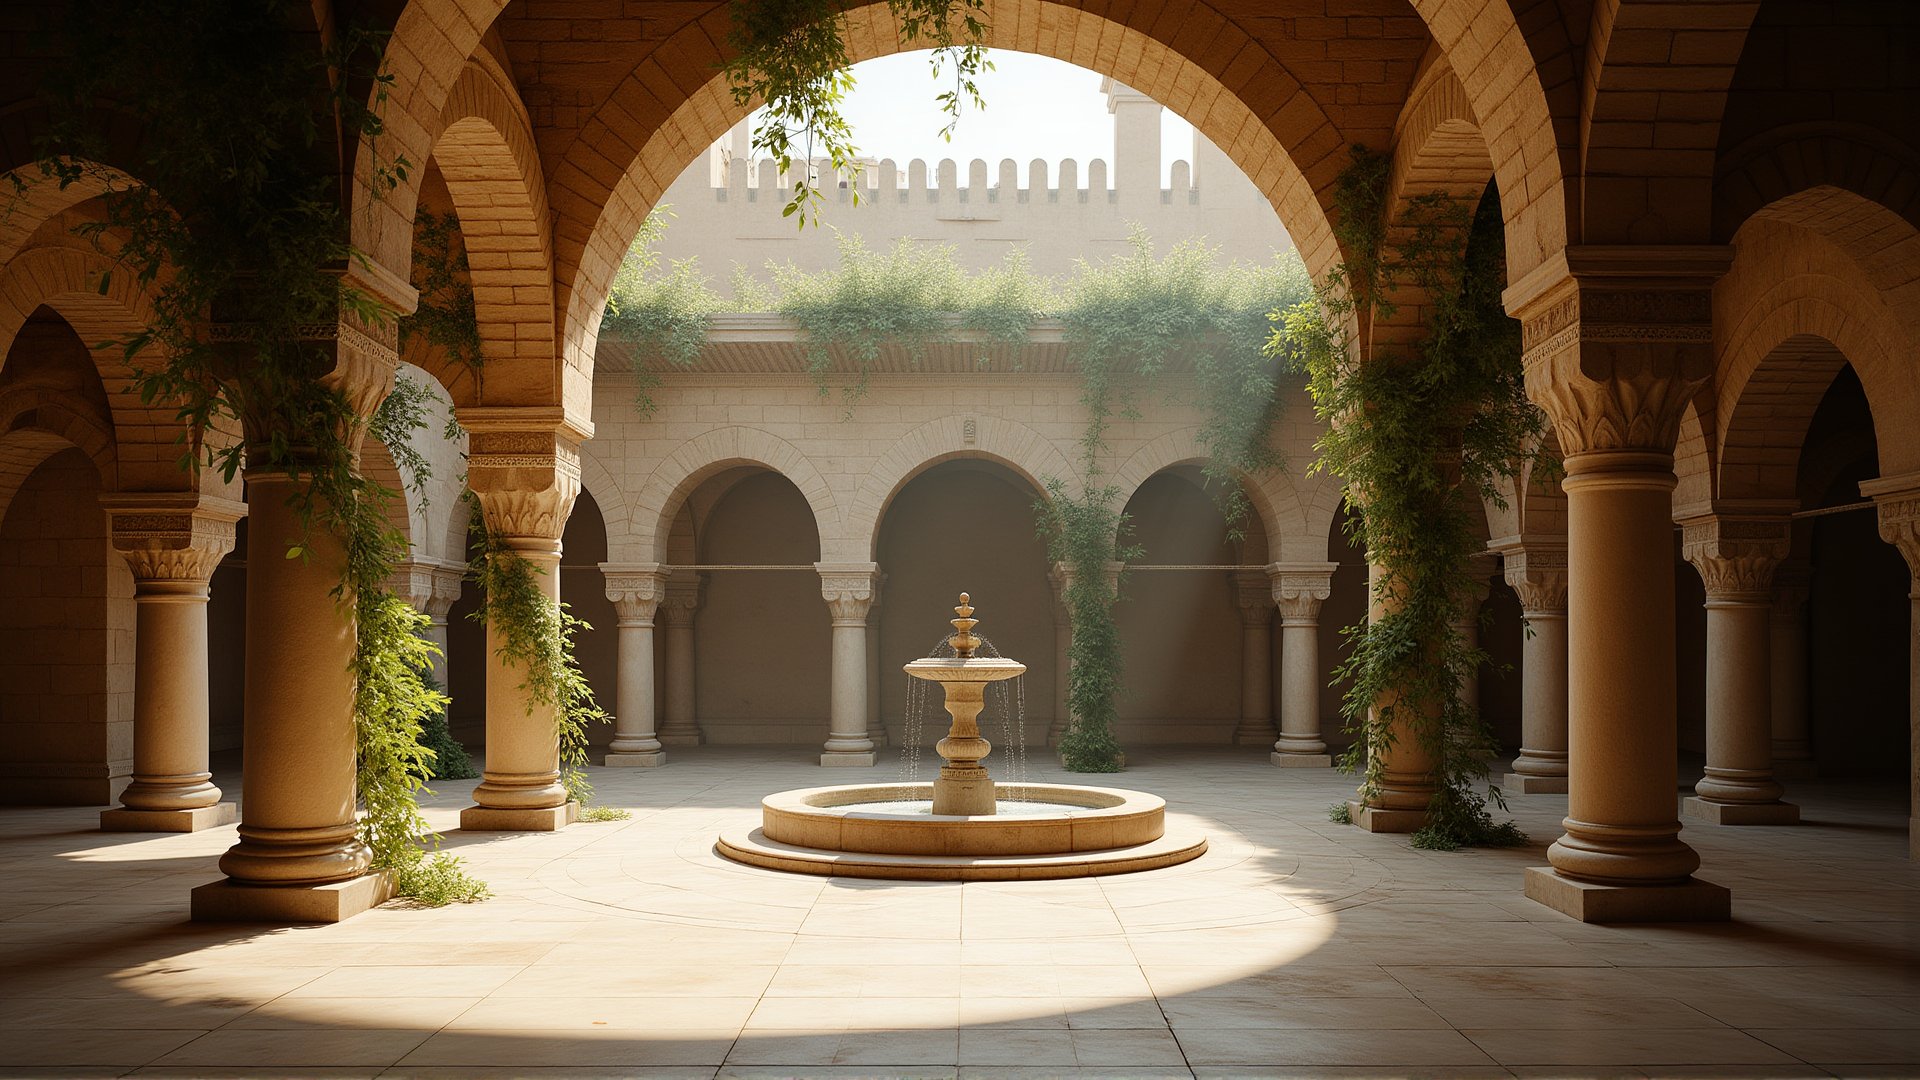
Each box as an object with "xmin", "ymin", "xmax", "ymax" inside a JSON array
[
  {"xmin": 389, "ymin": 559, "xmax": 466, "ymax": 619},
  {"xmin": 1681, "ymin": 515, "xmax": 1791, "ymax": 601},
  {"xmin": 463, "ymin": 419, "xmax": 585, "ymax": 541},
  {"xmin": 1500, "ymin": 545, "xmax": 1569, "ymax": 615}
]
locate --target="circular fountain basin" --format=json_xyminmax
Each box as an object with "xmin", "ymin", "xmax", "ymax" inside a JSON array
[{"xmin": 715, "ymin": 782, "xmax": 1208, "ymax": 880}]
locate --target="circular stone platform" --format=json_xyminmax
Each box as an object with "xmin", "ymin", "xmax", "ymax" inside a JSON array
[{"xmin": 714, "ymin": 782, "xmax": 1209, "ymax": 880}]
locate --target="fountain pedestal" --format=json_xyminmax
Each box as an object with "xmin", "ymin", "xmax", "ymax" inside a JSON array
[{"xmin": 904, "ymin": 594, "xmax": 1025, "ymax": 816}]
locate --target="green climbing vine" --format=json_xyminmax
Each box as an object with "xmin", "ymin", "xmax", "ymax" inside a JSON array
[
  {"xmin": 723, "ymin": 0, "xmax": 990, "ymax": 226},
  {"xmin": 16, "ymin": 1, "xmax": 486, "ymax": 902},
  {"xmin": 1270, "ymin": 146, "xmax": 1551, "ymax": 850},
  {"xmin": 469, "ymin": 521, "xmax": 628, "ymax": 822}
]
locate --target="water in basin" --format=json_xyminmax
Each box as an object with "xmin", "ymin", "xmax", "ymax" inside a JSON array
[{"xmin": 846, "ymin": 800, "xmax": 1089, "ymax": 816}]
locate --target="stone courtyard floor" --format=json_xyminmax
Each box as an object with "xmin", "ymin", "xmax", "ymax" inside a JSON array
[{"xmin": 0, "ymin": 747, "xmax": 1915, "ymax": 1078}]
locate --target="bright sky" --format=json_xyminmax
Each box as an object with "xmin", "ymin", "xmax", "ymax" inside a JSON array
[{"xmin": 772, "ymin": 50, "xmax": 1198, "ymax": 183}]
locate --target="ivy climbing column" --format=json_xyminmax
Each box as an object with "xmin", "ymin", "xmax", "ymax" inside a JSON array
[
  {"xmin": 657, "ymin": 576, "xmax": 703, "ymax": 746},
  {"xmin": 1047, "ymin": 564, "xmax": 1071, "ymax": 747},
  {"xmin": 602, "ymin": 564, "xmax": 667, "ymax": 767},
  {"xmin": 1681, "ymin": 512, "xmax": 1799, "ymax": 826},
  {"xmin": 1268, "ymin": 563, "xmax": 1334, "ymax": 767},
  {"xmin": 1233, "ymin": 572, "xmax": 1276, "ymax": 746},
  {"xmin": 1861, "ymin": 473, "xmax": 1920, "ymax": 860},
  {"xmin": 1452, "ymin": 555, "xmax": 1496, "ymax": 719},
  {"xmin": 99, "ymin": 494, "xmax": 243, "ymax": 833},
  {"xmin": 1345, "ymin": 560, "xmax": 1438, "ymax": 831},
  {"xmin": 818, "ymin": 563, "xmax": 879, "ymax": 767},
  {"xmin": 1499, "ymin": 544, "xmax": 1570, "ymax": 795},
  {"xmin": 195, "ymin": 314, "xmax": 398, "ymax": 922},
  {"xmin": 1512, "ymin": 247, "xmax": 1733, "ymax": 922},
  {"xmin": 460, "ymin": 413, "xmax": 584, "ymax": 832}
]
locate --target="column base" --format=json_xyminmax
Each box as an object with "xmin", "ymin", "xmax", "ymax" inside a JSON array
[
  {"xmin": 1233, "ymin": 727, "xmax": 1276, "ymax": 746},
  {"xmin": 191, "ymin": 872, "xmax": 392, "ymax": 924},
  {"xmin": 1270, "ymin": 752, "xmax": 1332, "ymax": 768},
  {"xmin": 101, "ymin": 802, "xmax": 237, "ymax": 833},
  {"xmin": 1347, "ymin": 800, "xmax": 1428, "ymax": 833},
  {"xmin": 459, "ymin": 801, "xmax": 580, "ymax": 832},
  {"xmin": 1772, "ymin": 759, "xmax": 1819, "ymax": 779},
  {"xmin": 1501, "ymin": 773, "xmax": 1569, "ymax": 795},
  {"xmin": 604, "ymin": 751, "xmax": 666, "ymax": 768},
  {"xmin": 658, "ymin": 734, "xmax": 703, "ymax": 747},
  {"xmin": 1682, "ymin": 796, "xmax": 1800, "ymax": 826},
  {"xmin": 1523, "ymin": 866, "xmax": 1730, "ymax": 923},
  {"xmin": 820, "ymin": 751, "xmax": 877, "ymax": 767}
]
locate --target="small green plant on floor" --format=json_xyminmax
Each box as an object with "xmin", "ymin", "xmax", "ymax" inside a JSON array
[
  {"xmin": 1328, "ymin": 802, "xmax": 1353, "ymax": 825},
  {"xmin": 1271, "ymin": 146, "xmax": 1550, "ymax": 850}
]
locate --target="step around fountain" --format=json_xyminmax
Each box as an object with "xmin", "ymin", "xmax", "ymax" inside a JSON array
[{"xmin": 714, "ymin": 782, "xmax": 1209, "ymax": 880}]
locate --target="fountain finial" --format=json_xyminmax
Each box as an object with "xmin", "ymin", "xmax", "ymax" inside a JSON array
[{"xmin": 949, "ymin": 592, "xmax": 979, "ymax": 659}]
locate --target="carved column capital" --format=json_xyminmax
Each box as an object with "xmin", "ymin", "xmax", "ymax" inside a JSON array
[
  {"xmin": 1234, "ymin": 571, "xmax": 1276, "ymax": 626},
  {"xmin": 1498, "ymin": 543, "xmax": 1569, "ymax": 615},
  {"xmin": 101, "ymin": 493, "xmax": 246, "ymax": 586},
  {"xmin": 602, "ymin": 562, "xmax": 668, "ymax": 624},
  {"xmin": 1507, "ymin": 247, "xmax": 1733, "ymax": 459},
  {"xmin": 459, "ymin": 409, "xmax": 589, "ymax": 542},
  {"xmin": 389, "ymin": 558, "xmax": 466, "ymax": 619},
  {"xmin": 1266, "ymin": 561, "xmax": 1336, "ymax": 624},
  {"xmin": 816, "ymin": 562, "xmax": 879, "ymax": 626},
  {"xmin": 212, "ymin": 302, "xmax": 401, "ymax": 454},
  {"xmin": 1863, "ymin": 473, "xmax": 1920, "ymax": 590},
  {"xmin": 658, "ymin": 574, "xmax": 704, "ymax": 628},
  {"xmin": 1681, "ymin": 511, "xmax": 1792, "ymax": 602}
]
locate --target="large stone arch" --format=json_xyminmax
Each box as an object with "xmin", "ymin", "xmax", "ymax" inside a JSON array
[
  {"xmin": 0, "ymin": 401, "xmax": 115, "ymax": 523},
  {"xmin": 576, "ymin": 449, "xmax": 630, "ymax": 558},
  {"xmin": 845, "ymin": 413, "xmax": 1074, "ymax": 561},
  {"xmin": 1110, "ymin": 429, "xmax": 1298, "ymax": 560},
  {"xmin": 425, "ymin": 50, "xmax": 560, "ymax": 416},
  {"xmin": 626, "ymin": 427, "xmax": 837, "ymax": 563}
]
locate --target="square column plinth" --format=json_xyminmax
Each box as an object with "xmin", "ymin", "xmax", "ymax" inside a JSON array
[
  {"xmin": 1682, "ymin": 796, "xmax": 1800, "ymax": 825},
  {"xmin": 1347, "ymin": 801, "xmax": 1427, "ymax": 833},
  {"xmin": 101, "ymin": 803, "xmax": 237, "ymax": 833},
  {"xmin": 1502, "ymin": 773, "xmax": 1569, "ymax": 795},
  {"xmin": 460, "ymin": 801, "xmax": 580, "ymax": 832},
  {"xmin": 1270, "ymin": 752, "xmax": 1332, "ymax": 768},
  {"xmin": 191, "ymin": 872, "xmax": 392, "ymax": 923},
  {"xmin": 604, "ymin": 751, "xmax": 666, "ymax": 767},
  {"xmin": 820, "ymin": 751, "xmax": 877, "ymax": 767},
  {"xmin": 1524, "ymin": 867, "xmax": 1730, "ymax": 923}
]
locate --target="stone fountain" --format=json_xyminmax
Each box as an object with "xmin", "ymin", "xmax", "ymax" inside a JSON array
[{"xmin": 716, "ymin": 594, "xmax": 1207, "ymax": 880}]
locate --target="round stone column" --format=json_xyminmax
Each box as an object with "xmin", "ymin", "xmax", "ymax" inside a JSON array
[
  {"xmin": 866, "ymin": 573, "xmax": 888, "ymax": 749},
  {"xmin": 194, "ymin": 468, "xmax": 379, "ymax": 920},
  {"xmin": 459, "ymin": 416, "xmax": 586, "ymax": 832},
  {"xmin": 818, "ymin": 563, "xmax": 878, "ymax": 766},
  {"xmin": 1346, "ymin": 560, "xmax": 1437, "ymax": 831},
  {"xmin": 1501, "ymin": 546, "xmax": 1569, "ymax": 794},
  {"xmin": 1682, "ymin": 514, "xmax": 1797, "ymax": 825},
  {"xmin": 1233, "ymin": 572, "xmax": 1275, "ymax": 746},
  {"xmin": 1268, "ymin": 563, "xmax": 1334, "ymax": 767},
  {"xmin": 602, "ymin": 564, "xmax": 666, "ymax": 767},
  {"xmin": 657, "ymin": 576, "xmax": 703, "ymax": 746},
  {"xmin": 1046, "ymin": 564, "xmax": 1071, "ymax": 747},
  {"xmin": 100, "ymin": 496, "xmax": 244, "ymax": 832},
  {"xmin": 390, "ymin": 559, "xmax": 464, "ymax": 680}
]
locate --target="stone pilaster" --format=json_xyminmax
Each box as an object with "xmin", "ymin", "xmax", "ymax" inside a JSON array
[
  {"xmin": 1768, "ymin": 564, "xmax": 1814, "ymax": 777},
  {"xmin": 1508, "ymin": 246, "xmax": 1734, "ymax": 922},
  {"xmin": 1268, "ymin": 563, "xmax": 1335, "ymax": 767},
  {"xmin": 1046, "ymin": 564, "xmax": 1072, "ymax": 747},
  {"xmin": 1498, "ymin": 543, "xmax": 1570, "ymax": 794},
  {"xmin": 866, "ymin": 572, "xmax": 889, "ymax": 749},
  {"xmin": 657, "ymin": 575, "xmax": 704, "ymax": 746},
  {"xmin": 1233, "ymin": 572, "xmax": 1276, "ymax": 746},
  {"xmin": 818, "ymin": 562, "xmax": 879, "ymax": 766},
  {"xmin": 602, "ymin": 564, "xmax": 668, "ymax": 767},
  {"xmin": 459, "ymin": 412, "xmax": 586, "ymax": 833},
  {"xmin": 99, "ymin": 494, "xmax": 245, "ymax": 833},
  {"xmin": 1860, "ymin": 472, "xmax": 1920, "ymax": 860}
]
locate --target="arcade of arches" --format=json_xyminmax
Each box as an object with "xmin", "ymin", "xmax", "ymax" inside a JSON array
[{"xmin": 0, "ymin": 1, "xmax": 1918, "ymax": 1066}]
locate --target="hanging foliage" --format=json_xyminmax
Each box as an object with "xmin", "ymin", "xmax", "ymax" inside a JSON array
[
  {"xmin": 17, "ymin": 1, "xmax": 486, "ymax": 902},
  {"xmin": 1271, "ymin": 146, "xmax": 1552, "ymax": 850}
]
